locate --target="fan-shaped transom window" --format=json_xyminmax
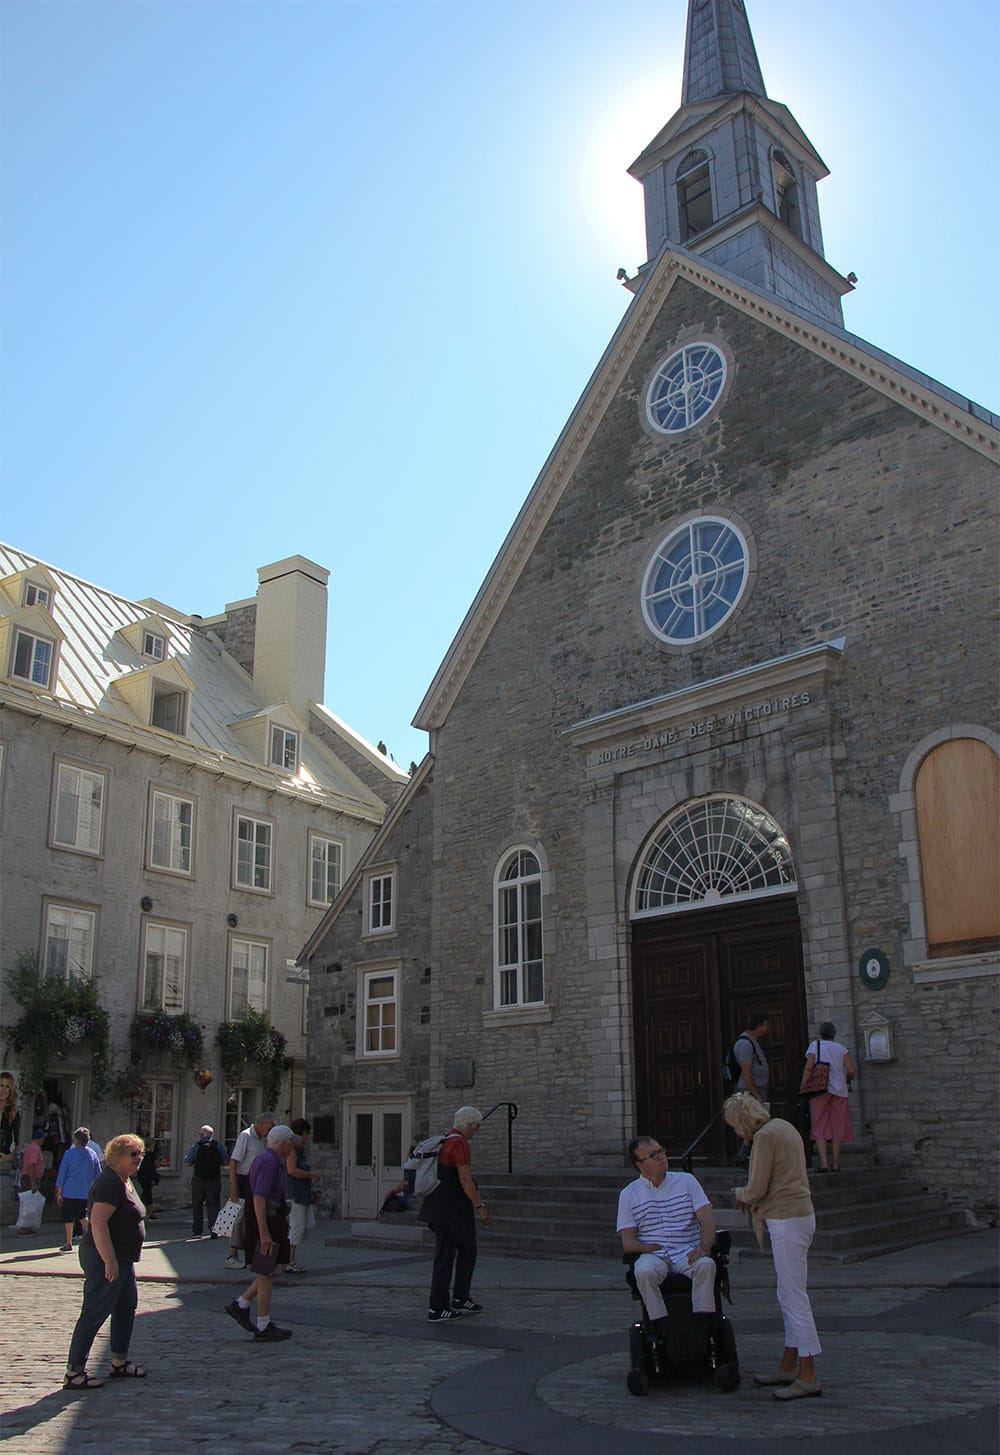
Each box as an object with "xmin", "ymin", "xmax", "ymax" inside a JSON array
[
  {"xmin": 495, "ymin": 849, "xmax": 544, "ymax": 1007},
  {"xmin": 645, "ymin": 342, "xmax": 726, "ymax": 435},
  {"xmin": 633, "ymin": 797, "xmax": 796, "ymax": 915},
  {"xmin": 641, "ymin": 516, "xmax": 749, "ymax": 645}
]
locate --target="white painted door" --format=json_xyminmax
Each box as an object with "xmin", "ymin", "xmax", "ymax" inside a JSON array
[{"xmin": 345, "ymin": 1100, "xmax": 408, "ymax": 1218}]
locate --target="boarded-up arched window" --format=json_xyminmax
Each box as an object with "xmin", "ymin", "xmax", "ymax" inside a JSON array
[{"xmin": 915, "ymin": 739, "xmax": 1000, "ymax": 957}]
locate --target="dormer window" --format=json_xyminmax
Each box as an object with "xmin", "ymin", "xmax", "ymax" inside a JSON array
[
  {"xmin": 676, "ymin": 149, "xmax": 713, "ymax": 241},
  {"xmin": 772, "ymin": 150, "xmax": 801, "ymax": 237},
  {"xmin": 270, "ymin": 724, "xmax": 298, "ymax": 771},
  {"xmin": 143, "ymin": 631, "xmax": 166, "ymax": 662},
  {"xmin": 24, "ymin": 582, "xmax": 51, "ymax": 608},
  {"xmin": 151, "ymin": 681, "xmax": 188, "ymax": 735},
  {"xmin": 12, "ymin": 628, "xmax": 55, "ymax": 687}
]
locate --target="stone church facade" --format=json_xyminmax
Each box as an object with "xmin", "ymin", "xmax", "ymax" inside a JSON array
[{"xmin": 304, "ymin": 0, "xmax": 999, "ymax": 1223}]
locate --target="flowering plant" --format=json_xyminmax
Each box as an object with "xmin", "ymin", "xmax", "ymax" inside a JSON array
[
  {"xmin": 4, "ymin": 951, "xmax": 112, "ymax": 1103},
  {"xmin": 129, "ymin": 1011, "xmax": 205, "ymax": 1070},
  {"xmin": 215, "ymin": 1008, "xmax": 288, "ymax": 1110}
]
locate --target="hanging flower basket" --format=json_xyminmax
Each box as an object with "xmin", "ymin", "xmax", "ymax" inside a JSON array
[
  {"xmin": 215, "ymin": 1009, "xmax": 287, "ymax": 1110},
  {"xmin": 4, "ymin": 951, "xmax": 112, "ymax": 1103},
  {"xmin": 129, "ymin": 1011, "xmax": 205, "ymax": 1071}
]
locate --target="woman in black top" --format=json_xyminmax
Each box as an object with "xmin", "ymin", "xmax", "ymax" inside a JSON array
[{"xmin": 64, "ymin": 1133, "xmax": 149, "ymax": 1389}]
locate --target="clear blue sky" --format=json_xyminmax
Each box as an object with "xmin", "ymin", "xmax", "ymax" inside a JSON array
[{"xmin": 3, "ymin": 0, "xmax": 997, "ymax": 771}]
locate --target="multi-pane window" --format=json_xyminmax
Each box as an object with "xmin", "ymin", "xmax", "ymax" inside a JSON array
[
  {"xmin": 151, "ymin": 683, "xmax": 187, "ymax": 734},
  {"xmin": 149, "ymin": 790, "xmax": 194, "ymax": 874},
  {"xmin": 234, "ymin": 813, "xmax": 273, "ymax": 892},
  {"xmin": 495, "ymin": 850, "xmax": 544, "ymax": 1007},
  {"xmin": 645, "ymin": 344, "xmax": 727, "ymax": 436},
  {"xmin": 142, "ymin": 631, "xmax": 166, "ymax": 661},
  {"xmin": 12, "ymin": 629, "xmax": 54, "ymax": 687},
  {"xmin": 309, "ymin": 833, "xmax": 343, "ymax": 906},
  {"xmin": 676, "ymin": 149, "xmax": 713, "ymax": 240},
  {"xmin": 53, "ymin": 762, "xmax": 105, "ymax": 854},
  {"xmin": 230, "ymin": 937, "xmax": 269, "ymax": 1018},
  {"xmin": 361, "ymin": 968, "xmax": 398, "ymax": 1056},
  {"xmin": 43, "ymin": 903, "xmax": 97, "ymax": 980},
  {"xmin": 141, "ymin": 921, "xmax": 187, "ymax": 1012},
  {"xmin": 23, "ymin": 582, "xmax": 51, "ymax": 608},
  {"xmin": 633, "ymin": 797, "xmax": 796, "ymax": 913},
  {"xmin": 270, "ymin": 725, "xmax": 299, "ymax": 772},
  {"xmin": 641, "ymin": 516, "xmax": 748, "ymax": 644},
  {"xmin": 367, "ymin": 871, "xmax": 394, "ymax": 933},
  {"xmin": 134, "ymin": 1079, "xmax": 176, "ymax": 1169}
]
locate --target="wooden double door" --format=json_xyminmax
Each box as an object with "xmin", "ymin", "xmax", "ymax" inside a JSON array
[{"xmin": 631, "ymin": 897, "xmax": 807, "ymax": 1162}]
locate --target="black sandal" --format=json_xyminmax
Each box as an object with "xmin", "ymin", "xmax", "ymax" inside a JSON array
[
  {"xmin": 63, "ymin": 1370, "xmax": 104, "ymax": 1390},
  {"xmin": 109, "ymin": 1361, "xmax": 148, "ymax": 1378}
]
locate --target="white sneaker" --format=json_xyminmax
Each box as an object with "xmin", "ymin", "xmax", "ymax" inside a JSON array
[{"xmin": 225, "ymin": 1253, "xmax": 244, "ymax": 1269}]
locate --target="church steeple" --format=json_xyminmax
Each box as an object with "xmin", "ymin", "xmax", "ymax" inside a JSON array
[
  {"xmin": 682, "ymin": 0, "xmax": 766, "ymax": 104},
  {"xmin": 628, "ymin": 0, "xmax": 852, "ymax": 328}
]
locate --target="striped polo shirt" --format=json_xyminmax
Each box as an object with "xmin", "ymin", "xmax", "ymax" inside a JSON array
[{"xmin": 616, "ymin": 1170, "xmax": 710, "ymax": 1260}]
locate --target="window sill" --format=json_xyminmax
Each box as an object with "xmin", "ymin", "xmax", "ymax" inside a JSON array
[
  {"xmin": 482, "ymin": 1005, "xmax": 552, "ymax": 1029},
  {"xmin": 911, "ymin": 952, "xmax": 998, "ymax": 984}
]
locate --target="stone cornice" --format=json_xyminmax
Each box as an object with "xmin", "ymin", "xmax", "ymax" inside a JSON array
[{"xmin": 565, "ymin": 639, "xmax": 845, "ymax": 749}]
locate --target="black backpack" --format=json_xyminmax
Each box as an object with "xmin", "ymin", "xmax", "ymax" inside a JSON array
[
  {"xmin": 193, "ymin": 1140, "xmax": 222, "ymax": 1179},
  {"xmin": 722, "ymin": 1041, "xmax": 743, "ymax": 1086}
]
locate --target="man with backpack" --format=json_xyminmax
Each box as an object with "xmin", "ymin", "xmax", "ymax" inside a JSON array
[
  {"xmin": 729, "ymin": 1013, "xmax": 771, "ymax": 1104},
  {"xmin": 417, "ymin": 1105, "xmax": 492, "ymax": 1322},
  {"xmin": 184, "ymin": 1124, "xmax": 230, "ymax": 1237}
]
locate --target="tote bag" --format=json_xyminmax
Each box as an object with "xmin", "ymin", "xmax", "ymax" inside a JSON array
[
  {"xmin": 211, "ymin": 1197, "xmax": 244, "ymax": 1238},
  {"xmin": 800, "ymin": 1041, "xmax": 830, "ymax": 1097}
]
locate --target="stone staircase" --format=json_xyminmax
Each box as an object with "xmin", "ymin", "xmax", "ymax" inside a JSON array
[{"xmin": 339, "ymin": 1155, "xmax": 970, "ymax": 1264}]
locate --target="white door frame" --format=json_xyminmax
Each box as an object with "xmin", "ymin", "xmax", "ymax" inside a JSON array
[{"xmin": 341, "ymin": 1094, "xmax": 412, "ymax": 1219}]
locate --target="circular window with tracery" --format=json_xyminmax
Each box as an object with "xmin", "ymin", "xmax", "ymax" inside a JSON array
[
  {"xmin": 633, "ymin": 797, "xmax": 796, "ymax": 915},
  {"xmin": 645, "ymin": 341, "xmax": 726, "ymax": 434},
  {"xmin": 641, "ymin": 515, "xmax": 749, "ymax": 645}
]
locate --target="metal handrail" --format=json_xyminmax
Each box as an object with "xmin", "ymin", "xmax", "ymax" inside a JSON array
[
  {"xmin": 480, "ymin": 1101, "xmax": 518, "ymax": 1173},
  {"xmin": 678, "ymin": 1107, "xmax": 725, "ymax": 1173}
]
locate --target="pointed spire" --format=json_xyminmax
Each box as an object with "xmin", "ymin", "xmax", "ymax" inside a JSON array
[{"xmin": 682, "ymin": 0, "xmax": 766, "ymax": 104}]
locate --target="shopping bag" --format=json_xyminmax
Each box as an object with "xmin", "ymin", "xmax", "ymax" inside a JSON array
[
  {"xmin": 15, "ymin": 1189, "xmax": 45, "ymax": 1233},
  {"xmin": 212, "ymin": 1197, "xmax": 244, "ymax": 1238}
]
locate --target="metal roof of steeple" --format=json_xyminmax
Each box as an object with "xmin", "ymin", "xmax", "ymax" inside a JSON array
[{"xmin": 682, "ymin": 0, "xmax": 767, "ymax": 104}]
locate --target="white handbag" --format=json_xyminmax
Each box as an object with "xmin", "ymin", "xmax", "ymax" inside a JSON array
[
  {"xmin": 16, "ymin": 1189, "xmax": 46, "ymax": 1232},
  {"xmin": 211, "ymin": 1197, "xmax": 244, "ymax": 1238}
]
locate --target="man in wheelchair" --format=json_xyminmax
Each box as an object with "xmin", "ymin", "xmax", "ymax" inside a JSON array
[{"xmin": 617, "ymin": 1135, "xmax": 739, "ymax": 1393}]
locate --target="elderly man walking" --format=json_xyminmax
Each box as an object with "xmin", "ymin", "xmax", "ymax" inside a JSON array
[
  {"xmin": 224, "ymin": 1111, "xmax": 276, "ymax": 1269},
  {"xmin": 224, "ymin": 1124, "xmax": 296, "ymax": 1341},
  {"xmin": 418, "ymin": 1105, "xmax": 493, "ymax": 1322},
  {"xmin": 184, "ymin": 1124, "xmax": 229, "ymax": 1237}
]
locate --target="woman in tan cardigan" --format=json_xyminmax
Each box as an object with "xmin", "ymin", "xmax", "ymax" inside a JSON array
[{"xmin": 724, "ymin": 1093, "xmax": 821, "ymax": 1400}]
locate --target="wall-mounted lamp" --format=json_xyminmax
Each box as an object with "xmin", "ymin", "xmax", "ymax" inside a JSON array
[
  {"xmin": 227, "ymin": 913, "xmax": 238, "ymax": 928},
  {"xmin": 140, "ymin": 896, "xmax": 153, "ymax": 913},
  {"xmin": 860, "ymin": 1010, "xmax": 895, "ymax": 1063}
]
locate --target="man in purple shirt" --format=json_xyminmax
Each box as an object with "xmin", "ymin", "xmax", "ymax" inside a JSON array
[{"xmin": 224, "ymin": 1125, "xmax": 295, "ymax": 1341}]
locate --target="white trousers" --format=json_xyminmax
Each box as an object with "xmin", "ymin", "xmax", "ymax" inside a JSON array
[
  {"xmin": 766, "ymin": 1213, "xmax": 821, "ymax": 1356},
  {"xmin": 634, "ymin": 1250, "xmax": 716, "ymax": 1319}
]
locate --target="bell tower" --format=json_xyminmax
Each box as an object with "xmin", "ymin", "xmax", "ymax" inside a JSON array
[{"xmin": 629, "ymin": 0, "xmax": 851, "ymax": 327}]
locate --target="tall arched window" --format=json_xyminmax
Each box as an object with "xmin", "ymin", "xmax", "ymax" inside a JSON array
[
  {"xmin": 676, "ymin": 149, "xmax": 713, "ymax": 240},
  {"xmin": 772, "ymin": 149, "xmax": 801, "ymax": 237},
  {"xmin": 494, "ymin": 849, "xmax": 544, "ymax": 1006},
  {"xmin": 915, "ymin": 739, "xmax": 1000, "ymax": 957},
  {"xmin": 633, "ymin": 797, "xmax": 796, "ymax": 915}
]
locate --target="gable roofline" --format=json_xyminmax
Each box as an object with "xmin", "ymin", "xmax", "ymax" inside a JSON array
[
  {"xmin": 310, "ymin": 702, "xmax": 410, "ymax": 785},
  {"xmin": 297, "ymin": 751, "xmax": 434, "ymax": 964},
  {"xmin": 413, "ymin": 246, "xmax": 998, "ymax": 734},
  {"xmin": 630, "ymin": 93, "xmax": 828, "ymax": 182}
]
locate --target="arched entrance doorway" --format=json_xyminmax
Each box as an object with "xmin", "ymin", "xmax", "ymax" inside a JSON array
[{"xmin": 630, "ymin": 796, "xmax": 808, "ymax": 1161}]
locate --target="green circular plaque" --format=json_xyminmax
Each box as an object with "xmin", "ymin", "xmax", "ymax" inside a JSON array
[{"xmin": 858, "ymin": 948, "xmax": 890, "ymax": 990}]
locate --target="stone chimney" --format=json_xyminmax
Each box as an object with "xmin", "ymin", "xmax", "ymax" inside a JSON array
[{"xmin": 252, "ymin": 556, "xmax": 329, "ymax": 716}]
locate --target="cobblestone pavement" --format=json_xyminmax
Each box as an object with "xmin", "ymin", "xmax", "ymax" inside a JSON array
[{"xmin": 0, "ymin": 1225, "xmax": 996, "ymax": 1454}]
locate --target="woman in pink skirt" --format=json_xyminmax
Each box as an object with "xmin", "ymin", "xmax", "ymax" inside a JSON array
[{"xmin": 800, "ymin": 1022, "xmax": 857, "ymax": 1172}]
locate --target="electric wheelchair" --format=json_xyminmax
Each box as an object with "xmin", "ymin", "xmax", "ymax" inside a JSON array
[{"xmin": 623, "ymin": 1228, "xmax": 740, "ymax": 1396}]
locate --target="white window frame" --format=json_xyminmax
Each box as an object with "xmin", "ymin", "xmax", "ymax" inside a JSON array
[
  {"xmin": 151, "ymin": 680, "xmax": 188, "ymax": 735},
  {"xmin": 269, "ymin": 724, "xmax": 299, "ymax": 772},
  {"xmin": 364, "ymin": 867, "xmax": 396, "ymax": 936},
  {"xmin": 147, "ymin": 787, "xmax": 195, "ymax": 876},
  {"xmin": 640, "ymin": 514, "xmax": 750, "ymax": 647},
  {"xmin": 42, "ymin": 900, "xmax": 98, "ymax": 980},
  {"xmin": 644, "ymin": 340, "xmax": 727, "ymax": 436},
  {"xmin": 23, "ymin": 582, "xmax": 51, "ymax": 609},
  {"xmin": 140, "ymin": 919, "xmax": 189, "ymax": 1013},
  {"xmin": 493, "ymin": 848, "xmax": 545, "ymax": 1009},
  {"xmin": 308, "ymin": 832, "xmax": 344, "ymax": 907},
  {"xmin": 229, "ymin": 936, "xmax": 270, "ymax": 1019},
  {"xmin": 357, "ymin": 963, "xmax": 400, "ymax": 1059},
  {"xmin": 134, "ymin": 1078, "xmax": 177, "ymax": 1171},
  {"xmin": 233, "ymin": 811, "xmax": 275, "ymax": 894},
  {"xmin": 11, "ymin": 627, "xmax": 56, "ymax": 688},
  {"xmin": 142, "ymin": 630, "xmax": 166, "ymax": 661},
  {"xmin": 51, "ymin": 760, "xmax": 106, "ymax": 856}
]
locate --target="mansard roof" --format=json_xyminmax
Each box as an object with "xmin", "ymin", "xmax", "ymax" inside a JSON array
[{"xmin": 412, "ymin": 246, "xmax": 999, "ymax": 735}]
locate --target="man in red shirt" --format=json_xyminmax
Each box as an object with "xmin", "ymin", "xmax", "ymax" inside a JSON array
[{"xmin": 418, "ymin": 1105, "xmax": 493, "ymax": 1322}]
